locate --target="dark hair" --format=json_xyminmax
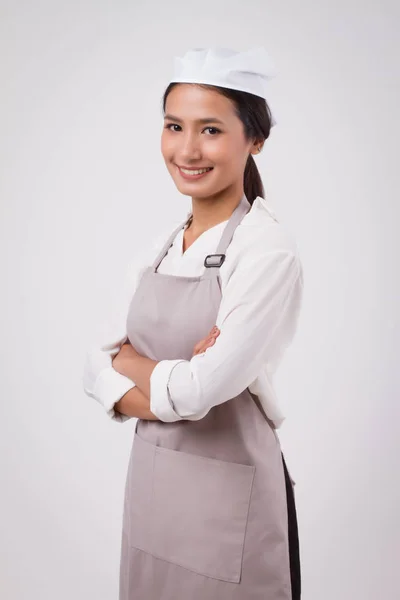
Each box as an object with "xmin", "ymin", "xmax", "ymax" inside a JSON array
[{"xmin": 161, "ymin": 83, "xmax": 274, "ymax": 206}]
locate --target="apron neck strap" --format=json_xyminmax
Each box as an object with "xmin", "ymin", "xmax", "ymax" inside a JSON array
[
  {"xmin": 152, "ymin": 194, "xmax": 251, "ymax": 275},
  {"xmin": 202, "ymin": 193, "xmax": 250, "ymax": 279}
]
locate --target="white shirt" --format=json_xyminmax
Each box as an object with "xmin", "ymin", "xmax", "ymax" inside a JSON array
[{"xmin": 82, "ymin": 196, "xmax": 304, "ymax": 428}]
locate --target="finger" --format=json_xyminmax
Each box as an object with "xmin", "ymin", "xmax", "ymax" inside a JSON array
[
  {"xmin": 193, "ymin": 329, "xmax": 220, "ymax": 355},
  {"xmin": 205, "ymin": 332, "xmax": 219, "ymax": 344},
  {"xmin": 193, "ymin": 339, "xmax": 210, "ymax": 356},
  {"xmin": 207, "ymin": 329, "xmax": 220, "ymax": 340},
  {"xmin": 196, "ymin": 333, "xmax": 216, "ymax": 350},
  {"xmin": 193, "ymin": 339, "xmax": 207, "ymax": 354},
  {"xmin": 202, "ymin": 331, "xmax": 220, "ymax": 349},
  {"xmin": 199, "ymin": 337, "xmax": 216, "ymax": 354}
]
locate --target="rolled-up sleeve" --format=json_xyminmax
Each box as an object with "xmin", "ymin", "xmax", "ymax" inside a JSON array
[
  {"xmin": 82, "ymin": 259, "xmax": 147, "ymax": 422},
  {"xmin": 82, "ymin": 217, "xmax": 184, "ymax": 421},
  {"xmin": 149, "ymin": 248, "xmax": 303, "ymax": 422},
  {"xmin": 83, "ymin": 344, "xmax": 136, "ymax": 422}
]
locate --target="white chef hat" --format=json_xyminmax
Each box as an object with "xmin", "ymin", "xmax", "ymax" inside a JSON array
[{"xmin": 169, "ymin": 46, "xmax": 278, "ymax": 127}]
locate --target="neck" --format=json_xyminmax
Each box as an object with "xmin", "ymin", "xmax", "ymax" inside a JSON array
[{"xmin": 187, "ymin": 188, "xmax": 244, "ymax": 234}]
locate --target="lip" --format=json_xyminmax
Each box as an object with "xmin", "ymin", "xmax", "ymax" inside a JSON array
[
  {"xmin": 178, "ymin": 165, "xmax": 213, "ymax": 170},
  {"xmin": 176, "ymin": 165, "xmax": 214, "ymax": 181}
]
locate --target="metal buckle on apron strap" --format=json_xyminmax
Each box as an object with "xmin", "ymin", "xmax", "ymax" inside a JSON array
[{"xmin": 204, "ymin": 254, "xmax": 226, "ymax": 268}]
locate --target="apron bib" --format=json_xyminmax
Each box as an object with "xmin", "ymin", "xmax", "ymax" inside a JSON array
[{"xmin": 119, "ymin": 194, "xmax": 300, "ymax": 599}]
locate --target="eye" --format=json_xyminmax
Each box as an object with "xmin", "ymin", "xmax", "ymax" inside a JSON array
[
  {"xmin": 203, "ymin": 127, "xmax": 221, "ymax": 135},
  {"xmin": 164, "ymin": 123, "xmax": 182, "ymax": 132},
  {"xmin": 164, "ymin": 123, "xmax": 221, "ymax": 135}
]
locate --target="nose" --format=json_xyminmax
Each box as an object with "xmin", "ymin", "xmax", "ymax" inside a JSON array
[{"xmin": 179, "ymin": 132, "xmax": 202, "ymax": 160}]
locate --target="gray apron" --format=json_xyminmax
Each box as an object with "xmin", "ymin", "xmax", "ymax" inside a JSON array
[{"xmin": 119, "ymin": 194, "xmax": 298, "ymax": 599}]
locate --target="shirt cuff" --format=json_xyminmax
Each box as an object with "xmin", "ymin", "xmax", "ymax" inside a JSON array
[
  {"xmin": 93, "ymin": 366, "xmax": 136, "ymax": 421},
  {"xmin": 150, "ymin": 359, "xmax": 187, "ymax": 422},
  {"xmin": 107, "ymin": 407, "xmax": 133, "ymax": 423}
]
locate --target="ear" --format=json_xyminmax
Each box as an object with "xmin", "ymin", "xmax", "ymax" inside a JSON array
[{"xmin": 249, "ymin": 139, "xmax": 264, "ymax": 156}]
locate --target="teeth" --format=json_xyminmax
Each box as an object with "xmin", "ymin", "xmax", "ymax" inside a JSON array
[{"xmin": 180, "ymin": 167, "xmax": 212, "ymax": 175}]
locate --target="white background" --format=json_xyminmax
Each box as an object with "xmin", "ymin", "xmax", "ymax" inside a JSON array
[{"xmin": 1, "ymin": 1, "xmax": 399, "ymax": 598}]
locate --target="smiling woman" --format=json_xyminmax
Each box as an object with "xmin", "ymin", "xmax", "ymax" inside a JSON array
[
  {"xmin": 83, "ymin": 46, "xmax": 302, "ymax": 600},
  {"xmin": 160, "ymin": 82, "xmax": 268, "ymax": 225}
]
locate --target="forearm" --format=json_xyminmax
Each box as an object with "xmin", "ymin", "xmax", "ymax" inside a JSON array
[
  {"xmin": 122, "ymin": 353, "xmax": 159, "ymax": 399},
  {"xmin": 114, "ymin": 385, "xmax": 160, "ymax": 420}
]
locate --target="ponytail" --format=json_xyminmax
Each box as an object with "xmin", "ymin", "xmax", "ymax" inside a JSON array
[{"xmin": 244, "ymin": 154, "xmax": 265, "ymax": 205}]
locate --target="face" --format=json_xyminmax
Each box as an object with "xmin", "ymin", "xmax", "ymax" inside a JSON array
[{"xmin": 161, "ymin": 84, "xmax": 260, "ymax": 201}]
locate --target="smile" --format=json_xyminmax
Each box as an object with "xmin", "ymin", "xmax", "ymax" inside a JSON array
[{"xmin": 177, "ymin": 166, "xmax": 214, "ymax": 180}]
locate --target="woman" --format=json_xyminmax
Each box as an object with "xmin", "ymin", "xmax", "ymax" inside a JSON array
[{"xmin": 83, "ymin": 47, "xmax": 303, "ymax": 599}]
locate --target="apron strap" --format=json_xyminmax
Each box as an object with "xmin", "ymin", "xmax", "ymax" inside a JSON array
[
  {"xmin": 152, "ymin": 194, "xmax": 251, "ymax": 275},
  {"xmin": 203, "ymin": 193, "xmax": 251, "ymax": 280},
  {"xmin": 152, "ymin": 213, "xmax": 192, "ymax": 272}
]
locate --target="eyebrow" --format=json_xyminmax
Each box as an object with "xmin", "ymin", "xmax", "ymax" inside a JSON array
[{"xmin": 164, "ymin": 113, "xmax": 225, "ymax": 125}]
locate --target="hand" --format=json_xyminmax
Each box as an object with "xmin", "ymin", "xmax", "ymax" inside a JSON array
[
  {"xmin": 112, "ymin": 342, "xmax": 139, "ymax": 377},
  {"xmin": 192, "ymin": 326, "xmax": 220, "ymax": 357}
]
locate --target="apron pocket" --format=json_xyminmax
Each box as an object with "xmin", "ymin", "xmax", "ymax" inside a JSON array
[{"xmin": 128, "ymin": 432, "xmax": 255, "ymax": 583}]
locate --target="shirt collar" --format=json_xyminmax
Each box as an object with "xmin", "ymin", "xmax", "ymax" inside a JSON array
[
  {"xmin": 185, "ymin": 195, "xmax": 279, "ymax": 223},
  {"xmin": 252, "ymin": 196, "xmax": 279, "ymax": 222}
]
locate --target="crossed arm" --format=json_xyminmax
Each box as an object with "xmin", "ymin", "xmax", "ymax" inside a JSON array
[
  {"xmin": 112, "ymin": 345, "xmax": 159, "ymax": 420},
  {"xmin": 84, "ymin": 245, "xmax": 303, "ymax": 424},
  {"xmin": 113, "ymin": 385, "xmax": 158, "ymax": 420},
  {"xmin": 112, "ymin": 330, "xmax": 219, "ymax": 420}
]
